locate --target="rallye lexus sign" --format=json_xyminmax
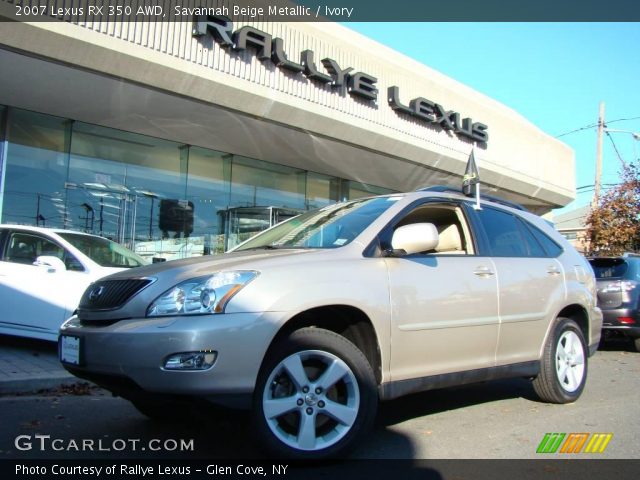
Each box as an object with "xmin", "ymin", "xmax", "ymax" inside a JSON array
[{"xmin": 194, "ymin": 16, "xmax": 489, "ymax": 144}]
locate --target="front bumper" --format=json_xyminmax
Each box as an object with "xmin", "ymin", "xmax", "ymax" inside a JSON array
[{"xmin": 59, "ymin": 311, "xmax": 287, "ymax": 403}]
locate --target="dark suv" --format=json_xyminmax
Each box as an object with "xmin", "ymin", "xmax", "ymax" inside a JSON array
[{"xmin": 589, "ymin": 254, "xmax": 640, "ymax": 351}]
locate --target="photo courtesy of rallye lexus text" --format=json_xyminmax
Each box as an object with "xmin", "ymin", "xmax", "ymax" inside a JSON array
[
  {"xmin": 15, "ymin": 463, "xmax": 194, "ymax": 476},
  {"xmin": 59, "ymin": 184, "xmax": 602, "ymax": 459}
]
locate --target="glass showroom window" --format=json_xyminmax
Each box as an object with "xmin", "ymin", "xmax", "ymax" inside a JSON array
[
  {"xmin": 306, "ymin": 172, "xmax": 341, "ymax": 210},
  {"xmin": 0, "ymin": 105, "xmax": 5, "ymax": 193},
  {"xmin": 0, "ymin": 104, "xmax": 5, "ymax": 150},
  {"xmin": 186, "ymin": 147, "xmax": 231, "ymax": 255},
  {"xmin": 348, "ymin": 181, "xmax": 396, "ymax": 200},
  {"xmin": 67, "ymin": 122, "xmax": 184, "ymax": 261},
  {"xmin": 225, "ymin": 156, "xmax": 306, "ymax": 250},
  {"xmin": 1, "ymin": 108, "xmax": 69, "ymax": 228},
  {"xmin": 230, "ymin": 156, "xmax": 306, "ymax": 209}
]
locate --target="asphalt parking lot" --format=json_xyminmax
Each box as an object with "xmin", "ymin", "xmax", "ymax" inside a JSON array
[
  {"xmin": 0, "ymin": 335, "xmax": 638, "ymax": 460},
  {"xmin": 361, "ymin": 338, "xmax": 640, "ymax": 459}
]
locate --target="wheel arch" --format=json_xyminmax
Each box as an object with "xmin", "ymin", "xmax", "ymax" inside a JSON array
[
  {"xmin": 557, "ymin": 304, "xmax": 590, "ymax": 344},
  {"xmin": 540, "ymin": 304, "xmax": 590, "ymax": 358},
  {"xmin": 264, "ymin": 305, "xmax": 383, "ymax": 385}
]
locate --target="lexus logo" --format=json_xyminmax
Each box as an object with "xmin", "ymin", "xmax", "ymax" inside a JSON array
[{"xmin": 88, "ymin": 286, "xmax": 105, "ymax": 303}]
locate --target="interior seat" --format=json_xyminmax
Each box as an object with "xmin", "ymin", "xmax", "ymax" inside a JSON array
[{"xmin": 435, "ymin": 224, "xmax": 465, "ymax": 254}]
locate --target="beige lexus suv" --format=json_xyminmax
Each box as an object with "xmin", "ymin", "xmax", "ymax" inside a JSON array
[{"xmin": 60, "ymin": 187, "xmax": 602, "ymax": 458}]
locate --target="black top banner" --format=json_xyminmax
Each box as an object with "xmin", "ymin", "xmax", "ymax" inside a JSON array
[{"xmin": 1, "ymin": 0, "xmax": 640, "ymax": 22}]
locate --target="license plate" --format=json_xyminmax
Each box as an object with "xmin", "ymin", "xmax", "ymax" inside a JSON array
[{"xmin": 60, "ymin": 335, "xmax": 81, "ymax": 365}]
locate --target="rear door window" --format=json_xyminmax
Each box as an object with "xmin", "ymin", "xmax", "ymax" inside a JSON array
[{"xmin": 473, "ymin": 207, "xmax": 528, "ymax": 257}]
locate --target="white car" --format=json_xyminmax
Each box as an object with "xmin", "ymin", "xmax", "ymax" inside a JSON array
[{"xmin": 0, "ymin": 225, "xmax": 147, "ymax": 341}]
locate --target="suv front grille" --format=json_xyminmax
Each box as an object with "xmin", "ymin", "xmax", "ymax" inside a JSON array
[{"xmin": 79, "ymin": 278, "xmax": 152, "ymax": 311}]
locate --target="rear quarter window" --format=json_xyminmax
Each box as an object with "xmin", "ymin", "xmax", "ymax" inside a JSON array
[
  {"xmin": 515, "ymin": 218, "xmax": 546, "ymax": 257},
  {"xmin": 523, "ymin": 222, "xmax": 564, "ymax": 258}
]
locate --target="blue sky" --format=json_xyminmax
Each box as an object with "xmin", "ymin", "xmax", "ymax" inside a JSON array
[{"xmin": 347, "ymin": 23, "xmax": 640, "ymax": 214}]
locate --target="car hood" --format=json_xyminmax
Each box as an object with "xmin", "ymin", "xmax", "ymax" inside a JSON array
[
  {"xmin": 76, "ymin": 248, "xmax": 338, "ymax": 321},
  {"xmin": 100, "ymin": 248, "xmax": 322, "ymax": 281}
]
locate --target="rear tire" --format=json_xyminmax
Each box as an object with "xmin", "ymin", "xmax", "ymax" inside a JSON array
[
  {"xmin": 533, "ymin": 317, "xmax": 588, "ymax": 403},
  {"xmin": 252, "ymin": 327, "xmax": 377, "ymax": 459},
  {"xmin": 634, "ymin": 337, "xmax": 640, "ymax": 353}
]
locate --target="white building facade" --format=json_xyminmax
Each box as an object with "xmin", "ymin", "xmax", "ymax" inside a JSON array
[{"xmin": 0, "ymin": 2, "xmax": 575, "ymax": 259}]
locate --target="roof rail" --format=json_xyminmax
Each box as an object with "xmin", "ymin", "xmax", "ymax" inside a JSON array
[
  {"xmin": 416, "ymin": 185, "xmax": 528, "ymax": 212},
  {"xmin": 417, "ymin": 185, "xmax": 461, "ymax": 195}
]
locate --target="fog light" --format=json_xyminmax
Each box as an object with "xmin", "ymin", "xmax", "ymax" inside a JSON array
[
  {"xmin": 164, "ymin": 351, "xmax": 217, "ymax": 370},
  {"xmin": 618, "ymin": 317, "xmax": 636, "ymax": 325}
]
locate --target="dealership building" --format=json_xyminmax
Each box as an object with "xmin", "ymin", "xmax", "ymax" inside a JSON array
[{"xmin": 0, "ymin": 3, "xmax": 575, "ymax": 259}]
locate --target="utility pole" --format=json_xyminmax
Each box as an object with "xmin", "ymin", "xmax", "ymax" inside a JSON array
[{"xmin": 593, "ymin": 101, "xmax": 605, "ymax": 208}]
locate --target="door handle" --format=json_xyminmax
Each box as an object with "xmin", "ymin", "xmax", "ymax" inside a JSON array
[
  {"xmin": 547, "ymin": 266, "xmax": 561, "ymax": 276},
  {"xmin": 474, "ymin": 266, "xmax": 495, "ymax": 277}
]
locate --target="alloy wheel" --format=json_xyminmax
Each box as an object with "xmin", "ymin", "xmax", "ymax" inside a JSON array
[
  {"xmin": 262, "ymin": 349, "xmax": 360, "ymax": 451},
  {"xmin": 555, "ymin": 330, "xmax": 586, "ymax": 392}
]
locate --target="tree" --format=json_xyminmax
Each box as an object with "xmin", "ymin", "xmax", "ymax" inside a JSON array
[{"xmin": 586, "ymin": 161, "xmax": 640, "ymax": 256}]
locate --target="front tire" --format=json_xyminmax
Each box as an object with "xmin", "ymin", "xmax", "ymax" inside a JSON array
[
  {"xmin": 252, "ymin": 327, "xmax": 377, "ymax": 459},
  {"xmin": 533, "ymin": 317, "xmax": 588, "ymax": 403}
]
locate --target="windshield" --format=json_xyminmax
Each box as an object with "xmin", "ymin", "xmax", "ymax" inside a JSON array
[
  {"xmin": 589, "ymin": 258, "xmax": 629, "ymax": 279},
  {"xmin": 234, "ymin": 196, "xmax": 401, "ymax": 251},
  {"xmin": 58, "ymin": 232, "xmax": 147, "ymax": 268}
]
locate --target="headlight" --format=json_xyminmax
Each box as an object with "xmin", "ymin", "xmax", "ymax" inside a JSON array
[{"xmin": 147, "ymin": 271, "xmax": 258, "ymax": 317}]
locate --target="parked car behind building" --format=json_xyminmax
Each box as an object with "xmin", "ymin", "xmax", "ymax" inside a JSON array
[
  {"xmin": 589, "ymin": 254, "xmax": 640, "ymax": 351},
  {"xmin": 0, "ymin": 225, "xmax": 147, "ymax": 341},
  {"xmin": 60, "ymin": 188, "xmax": 602, "ymax": 459}
]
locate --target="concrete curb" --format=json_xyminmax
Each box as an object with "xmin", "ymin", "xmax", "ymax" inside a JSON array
[{"xmin": 0, "ymin": 335, "xmax": 87, "ymax": 396}]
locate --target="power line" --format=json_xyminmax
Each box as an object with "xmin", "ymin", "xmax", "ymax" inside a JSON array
[
  {"xmin": 577, "ymin": 183, "xmax": 621, "ymax": 188},
  {"xmin": 606, "ymin": 116, "xmax": 640, "ymax": 125},
  {"xmin": 555, "ymin": 116, "xmax": 640, "ymax": 138},
  {"xmin": 556, "ymin": 123, "xmax": 598, "ymax": 138},
  {"xmin": 576, "ymin": 183, "xmax": 621, "ymax": 192},
  {"xmin": 605, "ymin": 131, "xmax": 627, "ymax": 167}
]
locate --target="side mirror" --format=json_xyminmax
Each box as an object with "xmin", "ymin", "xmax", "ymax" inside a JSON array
[
  {"xmin": 34, "ymin": 255, "xmax": 67, "ymax": 273},
  {"xmin": 391, "ymin": 223, "xmax": 439, "ymax": 256}
]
